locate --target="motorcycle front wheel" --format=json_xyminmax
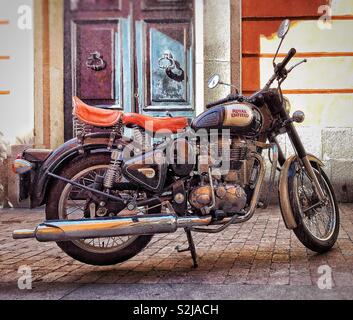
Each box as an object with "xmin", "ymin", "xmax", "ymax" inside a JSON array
[
  {"xmin": 288, "ymin": 162, "xmax": 340, "ymax": 253},
  {"xmin": 46, "ymin": 153, "xmax": 158, "ymax": 266}
]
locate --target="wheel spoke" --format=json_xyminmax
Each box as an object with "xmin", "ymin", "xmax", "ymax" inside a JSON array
[
  {"xmin": 66, "ymin": 206, "xmax": 83, "ymax": 216},
  {"xmin": 58, "ymin": 165, "xmax": 151, "ymax": 253},
  {"xmin": 296, "ymin": 167, "xmax": 336, "ymax": 242}
]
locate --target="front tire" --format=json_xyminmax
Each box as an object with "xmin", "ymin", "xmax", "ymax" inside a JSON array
[
  {"xmin": 288, "ymin": 162, "xmax": 340, "ymax": 253},
  {"xmin": 46, "ymin": 153, "xmax": 154, "ymax": 266}
]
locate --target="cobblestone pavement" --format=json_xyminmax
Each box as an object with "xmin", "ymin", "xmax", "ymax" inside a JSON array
[{"xmin": 1, "ymin": 205, "xmax": 353, "ymax": 299}]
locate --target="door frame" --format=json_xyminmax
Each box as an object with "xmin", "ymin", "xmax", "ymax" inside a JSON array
[{"xmin": 33, "ymin": 0, "xmax": 64, "ymax": 149}]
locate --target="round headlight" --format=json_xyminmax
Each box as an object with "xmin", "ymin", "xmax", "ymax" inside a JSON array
[{"xmin": 283, "ymin": 96, "xmax": 291, "ymax": 114}]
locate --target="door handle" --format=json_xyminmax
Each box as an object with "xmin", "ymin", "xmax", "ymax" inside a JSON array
[
  {"xmin": 158, "ymin": 51, "xmax": 185, "ymax": 82},
  {"xmin": 158, "ymin": 51, "xmax": 176, "ymax": 71},
  {"xmin": 86, "ymin": 51, "xmax": 106, "ymax": 71}
]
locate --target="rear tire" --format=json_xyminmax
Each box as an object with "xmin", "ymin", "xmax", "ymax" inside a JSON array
[{"xmin": 46, "ymin": 153, "xmax": 155, "ymax": 266}]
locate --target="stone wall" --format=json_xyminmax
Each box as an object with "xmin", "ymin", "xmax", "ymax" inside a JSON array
[
  {"xmin": 322, "ymin": 128, "xmax": 353, "ymax": 202},
  {"xmin": 260, "ymin": 126, "xmax": 353, "ymax": 204},
  {"xmin": 281, "ymin": 126, "xmax": 353, "ymax": 202},
  {"xmin": 203, "ymin": 0, "xmax": 241, "ymax": 105}
]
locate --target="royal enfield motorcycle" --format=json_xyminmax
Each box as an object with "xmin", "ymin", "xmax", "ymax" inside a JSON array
[{"xmin": 12, "ymin": 20, "xmax": 339, "ymax": 267}]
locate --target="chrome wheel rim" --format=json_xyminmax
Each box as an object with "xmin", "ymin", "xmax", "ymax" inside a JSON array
[
  {"xmin": 294, "ymin": 167, "xmax": 336, "ymax": 242},
  {"xmin": 58, "ymin": 165, "xmax": 139, "ymax": 254}
]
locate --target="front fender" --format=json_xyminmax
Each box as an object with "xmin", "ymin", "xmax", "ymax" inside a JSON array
[
  {"xmin": 278, "ymin": 154, "xmax": 324, "ymax": 230},
  {"xmin": 31, "ymin": 133, "xmax": 130, "ymax": 208}
]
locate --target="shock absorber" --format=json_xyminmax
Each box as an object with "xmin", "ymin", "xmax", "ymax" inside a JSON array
[
  {"xmin": 104, "ymin": 149, "xmax": 122, "ymax": 189},
  {"xmin": 133, "ymin": 126, "xmax": 145, "ymax": 147},
  {"xmin": 133, "ymin": 126, "xmax": 151, "ymax": 153}
]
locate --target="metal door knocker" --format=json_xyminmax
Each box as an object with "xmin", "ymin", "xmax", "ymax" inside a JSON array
[
  {"xmin": 158, "ymin": 51, "xmax": 185, "ymax": 83},
  {"xmin": 86, "ymin": 51, "xmax": 106, "ymax": 71}
]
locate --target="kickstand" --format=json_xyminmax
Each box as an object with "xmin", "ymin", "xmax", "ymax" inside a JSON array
[{"xmin": 176, "ymin": 228, "xmax": 198, "ymax": 268}]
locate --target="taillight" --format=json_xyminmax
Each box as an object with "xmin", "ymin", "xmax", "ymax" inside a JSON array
[{"xmin": 12, "ymin": 159, "xmax": 33, "ymax": 175}]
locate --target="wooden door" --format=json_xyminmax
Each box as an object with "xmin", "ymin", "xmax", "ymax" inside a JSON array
[
  {"xmin": 133, "ymin": 0, "xmax": 195, "ymax": 118},
  {"xmin": 64, "ymin": 0, "xmax": 132, "ymax": 140},
  {"xmin": 64, "ymin": 0, "xmax": 195, "ymax": 140}
]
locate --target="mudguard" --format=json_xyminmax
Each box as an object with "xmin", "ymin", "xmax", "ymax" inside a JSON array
[
  {"xmin": 278, "ymin": 154, "xmax": 324, "ymax": 230},
  {"xmin": 30, "ymin": 133, "xmax": 130, "ymax": 208}
]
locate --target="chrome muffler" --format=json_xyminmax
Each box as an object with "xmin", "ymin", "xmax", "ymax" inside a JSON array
[{"xmin": 13, "ymin": 214, "xmax": 212, "ymax": 242}]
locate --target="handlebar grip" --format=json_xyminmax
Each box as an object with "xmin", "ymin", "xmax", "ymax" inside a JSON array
[
  {"xmin": 278, "ymin": 48, "xmax": 297, "ymax": 71},
  {"xmin": 206, "ymin": 98, "xmax": 228, "ymax": 109},
  {"xmin": 206, "ymin": 95, "xmax": 237, "ymax": 109}
]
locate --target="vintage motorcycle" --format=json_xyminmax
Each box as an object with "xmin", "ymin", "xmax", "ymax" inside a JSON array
[{"xmin": 12, "ymin": 20, "xmax": 339, "ymax": 267}]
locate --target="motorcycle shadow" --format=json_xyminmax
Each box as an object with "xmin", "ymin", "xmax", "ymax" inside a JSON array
[{"xmin": 64, "ymin": 246, "xmax": 333, "ymax": 285}]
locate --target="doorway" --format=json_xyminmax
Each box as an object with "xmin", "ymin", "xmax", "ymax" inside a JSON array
[{"xmin": 64, "ymin": 0, "xmax": 195, "ymax": 140}]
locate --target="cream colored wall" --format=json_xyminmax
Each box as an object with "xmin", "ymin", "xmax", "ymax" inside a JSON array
[
  {"xmin": 259, "ymin": 8, "xmax": 353, "ymax": 129},
  {"xmin": 259, "ymin": 0, "xmax": 353, "ymax": 201},
  {"xmin": 331, "ymin": 0, "xmax": 353, "ymax": 14},
  {"xmin": 0, "ymin": 0, "xmax": 34, "ymax": 145}
]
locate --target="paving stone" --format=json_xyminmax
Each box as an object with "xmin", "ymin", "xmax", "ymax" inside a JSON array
[{"xmin": 0, "ymin": 205, "xmax": 352, "ymax": 293}]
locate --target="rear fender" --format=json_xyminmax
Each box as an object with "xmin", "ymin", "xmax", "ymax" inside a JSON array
[
  {"xmin": 278, "ymin": 154, "xmax": 324, "ymax": 230},
  {"xmin": 30, "ymin": 133, "xmax": 130, "ymax": 208}
]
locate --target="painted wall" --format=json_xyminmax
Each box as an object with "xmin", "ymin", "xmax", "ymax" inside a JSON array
[
  {"xmin": 0, "ymin": 0, "xmax": 34, "ymax": 145},
  {"xmin": 242, "ymin": 0, "xmax": 353, "ymax": 202}
]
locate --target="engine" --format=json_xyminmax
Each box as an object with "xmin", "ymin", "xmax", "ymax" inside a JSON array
[
  {"xmin": 188, "ymin": 137, "xmax": 257, "ymax": 215},
  {"xmin": 189, "ymin": 183, "xmax": 247, "ymax": 214}
]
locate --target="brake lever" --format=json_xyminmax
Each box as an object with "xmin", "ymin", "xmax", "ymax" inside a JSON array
[{"xmin": 287, "ymin": 59, "xmax": 307, "ymax": 74}]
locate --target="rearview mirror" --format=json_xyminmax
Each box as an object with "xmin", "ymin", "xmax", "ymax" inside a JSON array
[
  {"xmin": 277, "ymin": 19, "xmax": 291, "ymax": 39},
  {"xmin": 208, "ymin": 74, "xmax": 220, "ymax": 89}
]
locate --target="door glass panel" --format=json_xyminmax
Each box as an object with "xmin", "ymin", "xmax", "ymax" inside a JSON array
[
  {"xmin": 136, "ymin": 19, "xmax": 194, "ymax": 116},
  {"xmin": 151, "ymin": 27, "xmax": 188, "ymax": 102}
]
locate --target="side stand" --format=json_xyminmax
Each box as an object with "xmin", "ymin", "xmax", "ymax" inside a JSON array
[{"xmin": 176, "ymin": 228, "xmax": 198, "ymax": 268}]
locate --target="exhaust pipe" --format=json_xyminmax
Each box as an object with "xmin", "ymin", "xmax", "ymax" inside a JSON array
[{"xmin": 13, "ymin": 214, "xmax": 212, "ymax": 242}]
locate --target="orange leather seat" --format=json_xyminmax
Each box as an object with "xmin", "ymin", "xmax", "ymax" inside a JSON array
[
  {"xmin": 123, "ymin": 113, "xmax": 188, "ymax": 134},
  {"xmin": 73, "ymin": 97, "xmax": 123, "ymax": 127}
]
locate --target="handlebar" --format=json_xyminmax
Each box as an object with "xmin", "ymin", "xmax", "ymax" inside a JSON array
[
  {"xmin": 275, "ymin": 48, "xmax": 296, "ymax": 74},
  {"xmin": 206, "ymin": 93, "xmax": 240, "ymax": 109},
  {"xmin": 264, "ymin": 48, "xmax": 297, "ymax": 90},
  {"xmin": 206, "ymin": 48, "xmax": 297, "ymax": 109}
]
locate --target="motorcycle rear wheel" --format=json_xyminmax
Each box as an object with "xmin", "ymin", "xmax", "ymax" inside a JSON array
[
  {"xmin": 46, "ymin": 153, "xmax": 157, "ymax": 266},
  {"xmin": 288, "ymin": 162, "xmax": 340, "ymax": 253}
]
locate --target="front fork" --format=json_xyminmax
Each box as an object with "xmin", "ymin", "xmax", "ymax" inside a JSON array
[{"xmin": 276, "ymin": 122, "xmax": 327, "ymax": 203}]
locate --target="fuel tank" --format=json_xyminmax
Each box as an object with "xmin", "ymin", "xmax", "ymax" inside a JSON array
[{"xmin": 191, "ymin": 102, "xmax": 263, "ymax": 136}]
